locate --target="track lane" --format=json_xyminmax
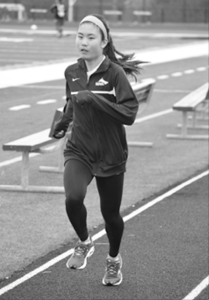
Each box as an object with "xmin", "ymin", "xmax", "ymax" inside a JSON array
[{"xmin": 0, "ymin": 173, "xmax": 208, "ymax": 299}]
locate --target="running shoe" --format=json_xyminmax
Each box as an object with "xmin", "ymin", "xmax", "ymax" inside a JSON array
[
  {"xmin": 66, "ymin": 237, "xmax": 95, "ymax": 269},
  {"xmin": 102, "ymin": 253, "xmax": 123, "ymax": 286}
]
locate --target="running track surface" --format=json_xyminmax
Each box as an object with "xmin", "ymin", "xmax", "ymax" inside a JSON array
[
  {"xmin": 0, "ymin": 24, "xmax": 208, "ymax": 300},
  {"xmin": 0, "ymin": 172, "xmax": 208, "ymax": 300}
]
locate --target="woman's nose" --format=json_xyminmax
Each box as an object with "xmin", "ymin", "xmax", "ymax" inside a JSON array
[{"xmin": 81, "ymin": 38, "xmax": 88, "ymax": 46}]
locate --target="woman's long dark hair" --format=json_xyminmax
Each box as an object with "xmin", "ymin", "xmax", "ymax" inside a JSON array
[{"xmin": 93, "ymin": 14, "xmax": 143, "ymax": 81}]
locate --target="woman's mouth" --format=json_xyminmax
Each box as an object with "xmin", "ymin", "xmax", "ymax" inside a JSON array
[{"xmin": 81, "ymin": 49, "xmax": 88, "ymax": 54}]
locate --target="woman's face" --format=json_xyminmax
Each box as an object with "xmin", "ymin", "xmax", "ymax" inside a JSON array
[{"xmin": 76, "ymin": 22, "xmax": 106, "ymax": 61}]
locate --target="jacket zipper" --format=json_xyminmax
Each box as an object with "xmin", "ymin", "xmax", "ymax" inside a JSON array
[{"xmin": 87, "ymin": 76, "xmax": 100, "ymax": 166}]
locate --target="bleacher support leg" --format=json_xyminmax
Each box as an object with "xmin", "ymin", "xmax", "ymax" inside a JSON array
[
  {"xmin": 21, "ymin": 151, "xmax": 29, "ymax": 189},
  {"xmin": 181, "ymin": 111, "xmax": 188, "ymax": 138},
  {"xmin": 39, "ymin": 140, "xmax": 65, "ymax": 173}
]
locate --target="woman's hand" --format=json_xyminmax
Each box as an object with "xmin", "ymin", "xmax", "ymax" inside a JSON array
[
  {"xmin": 75, "ymin": 90, "xmax": 92, "ymax": 106},
  {"xmin": 53, "ymin": 130, "xmax": 65, "ymax": 139},
  {"xmin": 52, "ymin": 114, "xmax": 70, "ymax": 139}
]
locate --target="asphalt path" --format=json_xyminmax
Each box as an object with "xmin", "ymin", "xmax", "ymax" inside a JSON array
[{"xmin": 0, "ymin": 173, "xmax": 208, "ymax": 299}]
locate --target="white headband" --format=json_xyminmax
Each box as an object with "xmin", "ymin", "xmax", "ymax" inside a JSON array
[{"xmin": 80, "ymin": 15, "xmax": 108, "ymax": 40}]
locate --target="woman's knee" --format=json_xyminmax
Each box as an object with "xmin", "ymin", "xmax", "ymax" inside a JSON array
[
  {"xmin": 102, "ymin": 211, "xmax": 123, "ymax": 226},
  {"xmin": 65, "ymin": 191, "xmax": 85, "ymax": 211}
]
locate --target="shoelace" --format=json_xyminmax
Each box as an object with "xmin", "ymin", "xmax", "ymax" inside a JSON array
[
  {"xmin": 74, "ymin": 244, "xmax": 89, "ymax": 257},
  {"xmin": 106, "ymin": 259, "xmax": 120, "ymax": 277}
]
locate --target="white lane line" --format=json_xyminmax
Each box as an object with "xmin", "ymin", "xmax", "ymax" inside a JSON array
[
  {"xmin": 0, "ymin": 154, "xmax": 38, "ymax": 167},
  {"xmin": 123, "ymin": 170, "xmax": 208, "ymax": 222},
  {"xmin": 157, "ymin": 75, "xmax": 169, "ymax": 80},
  {"xmin": 0, "ymin": 169, "xmax": 208, "ymax": 297},
  {"xmin": 21, "ymin": 85, "xmax": 64, "ymax": 90},
  {"xmin": 154, "ymin": 89, "xmax": 191, "ymax": 93},
  {"xmin": 0, "ymin": 37, "xmax": 33, "ymax": 43},
  {"xmin": 141, "ymin": 78, "xmax": 156, "ymax": 83},
  {"xmin": 148, "ymin": 65, "xmax": 206, "ymax": 82},
  {"xmin": 37, "ymin": 99, "xmax": 57, "ymax": 105},
  {"xmin": 171, "ymin": 72, "xmax": 183, "ymax": 77},
  {"xmin": 9, "ymin": 105, "xmax": 31, "ymax": 111},
  {"xmin": 196, "ymin": 67, "xmax": 207, "ymax": 72},
  {"xmin": 184, "ymin": 69, "xmax": 195, "ymax": 74},
  {"xmin": 0, "ymin": 58, "xmax": 34, "ymax": 62},
  {"xmin": 135, "ymin": 108, "xmax": 172, "ymax": 123},
  {"xmin": 182, "ymin": 276, "xmax": 209, "ymax": 300}
]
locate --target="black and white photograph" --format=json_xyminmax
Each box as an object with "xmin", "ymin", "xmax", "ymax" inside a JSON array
[{"xmin": 0, "ymin": 0, "xmax": 208, "ymax": 299}]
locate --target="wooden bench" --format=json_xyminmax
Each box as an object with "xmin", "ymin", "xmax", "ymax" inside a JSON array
[
  {"xmin": 166, "ymin": 83, "xmax": 209, "ymax": 140},
  {"xmin": 131, "ymin": 79, "xmax": 155, "ymax": 113},
  {"xmin": 0, "ymin": 129, "xmax": 64, "ymax": 193},
  {"xmin": 1, "ymin": 79, "xmax": 155, "ymax": 192}
]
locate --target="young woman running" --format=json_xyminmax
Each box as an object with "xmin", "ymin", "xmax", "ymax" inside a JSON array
[{"xmin": 53, "ymin": 14, "xmax": 141, "ymax": 286}]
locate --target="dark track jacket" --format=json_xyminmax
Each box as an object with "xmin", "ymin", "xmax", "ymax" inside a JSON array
[
  {"xmin": 50, "ymin": 3, "xmax": 66, "ymax": 19},
  {"xmin": 54, "ymin": 56, "xmax": 139, "ymax": 176}
]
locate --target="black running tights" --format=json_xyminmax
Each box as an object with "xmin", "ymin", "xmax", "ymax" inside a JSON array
[{"xmin": 64, "ymin": 159, "xmax": 124, "ymax": 257}]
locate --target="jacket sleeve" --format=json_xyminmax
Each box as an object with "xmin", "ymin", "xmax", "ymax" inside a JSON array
[
  {"xmin": 52, "ymin": 81, "xmax": 73, "ymax": 138},
  {"xmin": 89, "ymin": 68, "xmax": 139, "ymax": 125},
  {"xmin": 63, "ymin": 81, "xmax": 73, "ymax": 118}
]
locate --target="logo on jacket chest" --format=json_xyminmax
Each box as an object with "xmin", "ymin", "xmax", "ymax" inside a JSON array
[
  {"xmin": 72, "ymin": 77, "xmax": 80, "ymax": 82},
  {"xmin": 95, "ymin": 78, "xmax": 108, "ymax": 86}
]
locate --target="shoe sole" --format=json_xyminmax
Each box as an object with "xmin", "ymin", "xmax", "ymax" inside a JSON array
[
  {"xmin": 102, "ymin": 271, "xmax": 123, "ymax": 286},
  {"xmin": 66, "ymin": 245, "xmax": 95, "ymax": 270}
]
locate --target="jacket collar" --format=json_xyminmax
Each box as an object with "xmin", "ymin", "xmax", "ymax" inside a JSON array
[{"xmin": 77, "ymin": 56, "xmax": 111, "ymax": 74}]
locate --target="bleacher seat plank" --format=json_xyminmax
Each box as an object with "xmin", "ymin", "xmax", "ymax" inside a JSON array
[
  {"xmin": 173, "ymin": 83, "xmax": 208, "ymax": 111},
  {"xmin": 3, "ymin": 129, "xmax": 53, "ymax": 152}
]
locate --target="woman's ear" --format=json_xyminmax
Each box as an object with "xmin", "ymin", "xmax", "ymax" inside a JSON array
[{"xmin": 101, "ymin": 39, "xmax": 108, "ymax": 49}]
